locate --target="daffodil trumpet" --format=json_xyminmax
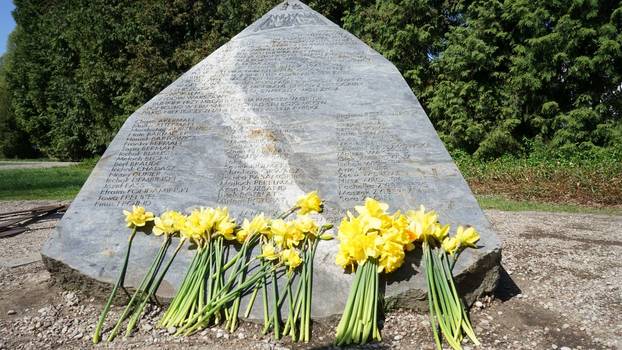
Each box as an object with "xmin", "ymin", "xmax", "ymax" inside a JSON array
[{"xmin": 92, "ymin": 205, "xmax": 154, "ymax": 344}]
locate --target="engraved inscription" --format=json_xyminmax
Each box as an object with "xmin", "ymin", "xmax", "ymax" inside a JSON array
[
  {"xmin": 336, "ymin": 112, "xmax": 411, "ymax": 202},
  {"xmin": 95, "ymin": 118, "xmax": 195, "ymax": 208},
  {"xmin": 256, "ymin": 12, "xmax": 326, "ymax": 31}
]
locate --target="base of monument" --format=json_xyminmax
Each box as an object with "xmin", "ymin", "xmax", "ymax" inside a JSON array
[
  {"xmin": 42, "ymin": 246, "xmax": 501, "ymax": 320},
  {"xmin": 384, "ymin": 247, "xmax": 501, "ymax": 312}
]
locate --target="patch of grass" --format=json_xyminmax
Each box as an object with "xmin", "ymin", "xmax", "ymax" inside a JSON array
[
  {"xmin": 455, "ymin": 145, "xmax": 622, "ymax": 207},
  {"xmin": 477, "ymin": 195, "xmax": 622, "ymax": 215},
  {"xmin": 0, "ymin": 162, "xmax": 93, "ymax": 200}
]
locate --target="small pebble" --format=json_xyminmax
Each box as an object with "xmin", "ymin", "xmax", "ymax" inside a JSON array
[
  {"xmin": 393, "ymin": 334, "xmax": 403, "ymax": 341},
  {"xmin": 7, "ymin": 310, "xmax": 16, "ymax": 315},
  {"xmin": 474, "ymin": 301, "xmax": 483, "ymax": 308},
  {"xmin": 560, "ymin": 347, "xmax": 571, "ymax": 350},
  {"xmin": 167, "ymin": 326, "xmax": 177, "ymax": 335}
]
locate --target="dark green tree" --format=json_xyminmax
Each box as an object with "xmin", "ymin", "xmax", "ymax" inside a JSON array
[
  {"xmin": 426, "ymin": 0, "xmax": 622, "ymax": 158},
  {"xmin": 3, "ymin": 0, "xmax": 622, "ymax": 160},
  {"xmin": 0, "ymin": 31, "xmax": 38, "ymax": 158}
]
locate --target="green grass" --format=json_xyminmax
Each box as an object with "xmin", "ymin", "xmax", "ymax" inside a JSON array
[
  {"xmin": 0, "ymin": 163, "xmax": 92, "ymax": 200},
  {"xmin": 476, "ymin": 195, "xmax": 622, "ymax": 215},
  {"xmin": 454, "ymin": 145, "xmax": 622, "ymax": 207}
]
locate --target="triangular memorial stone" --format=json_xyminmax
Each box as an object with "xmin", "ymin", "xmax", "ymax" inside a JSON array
[{"xmin": 43, "ymin": 0, "xmax": 501, "ymax": 318}]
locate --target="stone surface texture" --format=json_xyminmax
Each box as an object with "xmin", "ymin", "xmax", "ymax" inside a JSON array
[{"xmin": 42, "ymin": 0, "xmax": 501, "ymax": 319}]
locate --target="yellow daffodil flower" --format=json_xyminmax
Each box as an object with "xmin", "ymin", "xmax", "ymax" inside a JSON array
[
  {"xmin": 442, "ymin": 237, "xmax": 459, "ymax": 256},
  {"xmin": 270, "ymin": 219, "xmax": 304, "ymax": 248},
  {"xmin": 455, "ymin": 226, "xmax": 480, "ymax": 248},
  {"xmin": 294, "ymin": 215, "xmax": 318, "ymax": 235},
  {"xmin": 123, "ymin": 205, "xmax": 154, "ymax": 228},
  {"xmin": 280, "ymin": 248, "xmax": 302, "ymax": 271},
  {"xmin": 431, "ymin": 223, "xmax": 450, "ymax": 243},
  {"xmin": 335, "ymin": 250, "xmax": 353, "ymax": 270},
  {"xmin": 378, "ymin": 240, "xmax": 405, "ymax": 273},
  {"xmin": 236, "ymin": 213, "xmax": 269, "ymax": 243},
  {"xmin": 214, "ymin": 207, "xmax": 236, "ymax": 240},
  {"xmin": 296, "ymin": 191, "xmax": 323, "ymax": 215},
  {"xmin": 406, "ymin": 205, "xmax": 440, "ymax": 244},
  {"xmin": 153, "ymin": 210, "xmax": 185, "ymax": 236},
  {"xmin": 181, "ymin": 209, "xmax": 208, "ymax": 243},
  {"xmin": 259, "ymin": 243, "xmax": 279, "ymax": 261},
  {"xmin": 355, "ymin": 198, "xmax": 389, "ymax": 218}
]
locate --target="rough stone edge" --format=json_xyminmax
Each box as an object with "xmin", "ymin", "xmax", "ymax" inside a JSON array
[
  {"xmin": 385, "ymin": 247, "xmax": 502, "ymax": 312},
  {"xmin": 42, "ymin": 253, "xmax": 140, "ymax": 306}
]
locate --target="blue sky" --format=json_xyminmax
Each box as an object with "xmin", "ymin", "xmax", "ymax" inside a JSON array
[{"xmin": 1, "ymin": 1, "xmax": 16, "ymax": 55}]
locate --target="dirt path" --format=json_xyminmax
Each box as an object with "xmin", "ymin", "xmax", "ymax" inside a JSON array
[
  {"xmin": 0, "ymin": 201, "xmax": 620, "ymax": 349},
  {"xmin": 0, "ymin": 161, "xmax": 78, "ymax": 170}
]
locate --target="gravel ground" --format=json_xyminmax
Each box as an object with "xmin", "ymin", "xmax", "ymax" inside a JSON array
[
  {"xmin": 0, "ymin": 201, "xmax": 620, "ymax": 350},
  {"xmin": 0, "ymin": 161, "xmax": 78, "ymax": 170}
]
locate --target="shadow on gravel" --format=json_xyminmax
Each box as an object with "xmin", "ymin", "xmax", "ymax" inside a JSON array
[{"xmin": 494, "ymin": 265, "xmax": 521, "ymax": 301}]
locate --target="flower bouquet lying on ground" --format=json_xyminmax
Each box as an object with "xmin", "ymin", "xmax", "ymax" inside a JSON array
[
  {"xmin": 92, "ymin": 191, "xmax": 331, "ymax": 344},
  {"xmin": 334, "ymin": 198, "xmax": 481, "ymax": 349}
]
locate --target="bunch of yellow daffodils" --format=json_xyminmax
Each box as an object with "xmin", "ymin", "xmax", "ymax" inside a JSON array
[
  {"xmin": 158, "ymin": 206, "xmax": 239, "ymax": 331},
  {"xmin": 334, "ymin": 200, "xmax": 482, "ymax": 347},
  {"xmin": 254, "ymin": 198, "xmax": 331, "ymax": 342},
  {"xmin": 412, "ymin": 205, "xmax": 481, "ymax": 350},
  {"xmin": 169, "ymin": 191, "xmax": 330, "ymax": 342},
  {"xmin": 334, "ymin": 198, "xmax": 409, "ymax": 345},
  {"xmin": 335, "ymin": 198, "xmax": 416, "ymax": 274}
]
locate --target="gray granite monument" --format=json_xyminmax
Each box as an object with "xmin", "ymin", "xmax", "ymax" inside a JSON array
[{"xmin": 42, "ymin": 0, "xmax": 501, "ymax": 318}]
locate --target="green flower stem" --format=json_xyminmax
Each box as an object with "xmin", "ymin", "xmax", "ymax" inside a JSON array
[
  {"xmin": 180, "ymin": 258, "xmax": 266, "ymax": 333},
  {"xmin": 159, "ymin": 249, "xmax": 199, "ymax": 327},
  {"xmin": 277, "ymin": 206, "xmax": 299, "ymax": 220},
  {"xmin": 271, "ymin": 269, "xmax": 281, "ymax": 339},
  {"xmin": 284, "ymin": 257, "xmax": 304, "ymax": 337},
  {"xmin": 424, "ymin": 244, "xmax": 443, "ymax": 350},
  {"xmin": 260, "ymin": 267, "xmax": 293, "ymax": 331},
  {"xmin": 171, "ymin": 249, "xmax": 203, "ymax": 326},
  {"xmin": 178, "ymin": 265, "xmax": 274, "ymax": 335},
  {"xmin": 286, "ymin": 272, "xmax": 296, "ymax": 341},
  {"xmin": 425, "ymin": 244, "xmax": 462, "ymax": 350},
  {"xmin": 107, "ymin": 236, "xmax": 170, "ymax": 341},
  {"xmin": 372, "ymin": 264, "xmax": 381, "ymax": 341},
  {"xmin": 125, "ymin": 237, "xmax": 185, "ymax": 336},
  {"xmin": 431, "ymin": 251, "xmax": 459, "ymax": 337},
  {"xmin": 303, "ymin": 239, "xmax": 318, "ymax": 342},
  {"xmin": 261, "ymin": 262, "xmax": 270, "ymax": 333},
  {"xmin": 243, "ymin": 282, "xmax": 260, "ymax": 318},
  {"xmin": 92, "ymin": 228, "xmax": 137, "ymax": 344},
  {"xmin": 436, "ymin": 251, "xmax": 463, "ymax": 338},
  {"xmin": 172, "ymin": 246, "xmax": 210, "ymax": 327},
  {"xmin": 335, "ymin": 260, "xmax": 363, "ymax": 345},
  {"xmin": 440, "ymin": 251, "xmax": 479, "ymax": 345}
]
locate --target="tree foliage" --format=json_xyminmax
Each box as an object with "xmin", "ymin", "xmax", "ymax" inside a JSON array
[
  {"xmin": 2, "ymin": 0, "xmax": 621, "ymax": 160},
  {"xmin": 425, "ymin": 0, "xmax": 622, "ymax": 157}
]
